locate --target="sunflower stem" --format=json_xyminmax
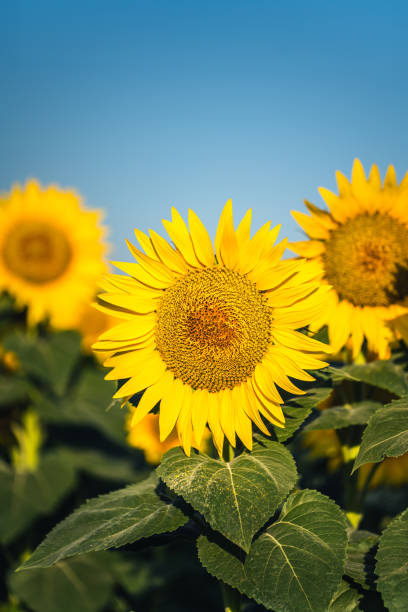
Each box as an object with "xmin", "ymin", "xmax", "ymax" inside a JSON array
[{"xmin": 220, "ymin": 583, "xmax": 241, "ymax": 612}]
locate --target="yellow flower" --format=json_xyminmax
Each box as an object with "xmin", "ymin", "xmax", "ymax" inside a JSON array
[
  {"xmin": 290, "ymin": 160, "xmax": 408, "ymax": 359},
  {"xmin": 75, "ymin": 302, "xmax": 122, "ymax": 358},
  {"xmin": 0, "ymin": 180, "xmax": 107, "ymax": 328},
  {"xmin": 126, "ymin": 411, "xmax": 210, "ymax": 464},
  {"xmin": 93, "ymin": 201, "xmax": 329, "ymax": 455},
  {"xmin": 303, "ymin": 428, "xmax": 408, "ymax": 488}
]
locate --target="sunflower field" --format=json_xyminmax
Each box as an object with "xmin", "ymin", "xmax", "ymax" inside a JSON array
[{"xmin": 1, "ymin": 163, "xmax": 408, "ymax": 612}]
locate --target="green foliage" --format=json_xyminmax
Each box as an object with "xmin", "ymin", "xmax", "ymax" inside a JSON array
[
  {"xmin": 3, "ymin": 331, "xmax": 81, "ymax": 396},
  {"xmin": 19, "ymin": 473, "xmax": 188, "ymax": 570},
  {"xmin": 344, "ymin": 529, "xmax": 379, "ymax": 590},
  {"xmin": 276, "ymin": 386, "xmax": 333, "ymax": 441},
  {"xmin": 329, "ymin": 360, "xmax": 408, "ymax": 397},
  {"xmin": 304, "ymin": 400, "xmax": 382, "ymax": 431},
  {"xmin": 0, "ymin": 450, "xmax": 77, "ymax": 544},
  {"xmin": 353, "ymin": 398, "xmax": 408, "ymax": 471},
  {"xmin": 376, "ymin": 507, "xmax": 408, "ymax": 612},
  {"xmin": 197, "ymin": 489, "xmax": 348, "ymax": 612},
  {"xmin": 9, "ymin": 553, "xmax": 115, "ymax": 612},
  {"xmin": 328, "ymin": 580, "xmax": 362, "ymax": 612},
  {"xmin": 157, "ymin": 440, "xmax": 297, "ymax": 552}
]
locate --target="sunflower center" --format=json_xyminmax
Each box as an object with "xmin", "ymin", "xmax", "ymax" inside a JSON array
[
  {"xmin": 2, "ymin": 221, "xmax": 72, "ymax": 284},
  {"xmin": 323, "ymin": 213, "xmax": 408, "ymax": 307},
  {"xmin": 155, "ymin": 268, "xmax": 272, "ymax": 392}
]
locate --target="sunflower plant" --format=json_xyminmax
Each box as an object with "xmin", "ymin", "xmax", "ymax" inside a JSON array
[{"xmin": 9, "ymin": 188, "xmax": 408, "ymax": 612}]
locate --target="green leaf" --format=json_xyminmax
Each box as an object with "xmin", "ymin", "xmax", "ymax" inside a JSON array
[
  {"xmin": 197, "ymin": 535, "xmax": 253, "ymax": 596},
  {"xmin": 19, "ymin": 473, "xmax": 188, "ymax": 570},
  {"xmin": 245, "ymin": 489, "xmax": 348, "ymax": 612},
  {"xmin": 198, "ymin": 490, "xmax": 348, "ymax": 612},
  {"xmin": 328, "ymin": 580, "xmax": 362, "ymax": 612},
  {"xmin": 329, "ymin": 361, "xmax": 408, "ymax": 398},
  {"xmin": 58, "ymin": 448, "xmax": 144, "ymax": 483},
  {"xmin": 376, "ymin": 507, "xmax": 408, "ymax": 612},
  {"xmin": 353, "ymin": 399, "xmax": 408, "ymax": 472},
  {"xmin": 0, "ymin": 375, "xmax": 31, "ymax": 406},
  {"xmin": 9, "ymin": 552, "xmax": 114, "ymax": 612},
  {"xmin": 0, "ymin": 450, "xmax": 77, "ymax": 544},
  {"xmin": 345, "ymin": 528, "xmax": 379, "ymax": 590},
  {"xmin": 157, "ymin": 440, "xmax": 297, "ymax": 552},
  {"xmin": 304, "ymin": 401, "xmax": 382, "ymax": 432},
  {"xmin": 35, "ymin": 367, "xmax": 125, "ymax": 443},
  {"xmin": 276, "ymin": 387, "xmax": 333, "ymax": 442},
  {"xmin": 4, "ymin": 331, "xmax": 81, "ymax": 396}
]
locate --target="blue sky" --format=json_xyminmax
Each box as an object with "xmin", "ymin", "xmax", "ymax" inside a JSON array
[{"xmin": 1, "ymin": 0, "xmax": 408, "ymax": 259}]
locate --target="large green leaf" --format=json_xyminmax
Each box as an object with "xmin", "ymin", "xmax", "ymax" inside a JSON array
[
  {"xmin": 245, "ymin": 489, "xmax": 347, "ymax": 612},
  {"xmin": 34, "ymin": 367, "xmax": 125, "ymax": 443},
  {"xmin": 196, "ymin": 535, "xmax": 253, "ymax": 596},
  {"xmin": 276, "ymin": 387, "xmax": 333, "ymax": 442},
  {"xmin": 345, "ymin": 528, "xmax": 379, "ymax": 590},
  {"xmin": 9, "ymin": 552, "xmax": 114, "ymax": 612},
  {"xmin": 304, "ymin": 401, "xmax": 382, "ymax": 432},
  {"xmin": 328, "ymin": 580, "xmax": 362, "ymax": 612},
  {"xmin": 157, "ymin": 440, "xmax": 297, "ymax": 552},
  {"xmin": 0, "ymin": 375, "xmax": 31, "ymax": 406},
  {"xmin": 0, "ymin": 450, "xmax": 77, "ymax": 544},
  {"xmin": 376, "ymin": 507, "xmax": 408, "ymax": 612},
  {"xmin": 58, "ymin": 448, "xmax": 144, "ymax": 483},
  {"xmin": 353, "ymin": 399, "xmax": 408, "ymax": 472},
  {"xmin": 197, "ymin": 489, "xmax": 347, "ymax": 612},
  {"xmin": 3, "ymin": 331, "xmax": 81, "ymax": 396},
  {"xmin": 329, "ymin": 361, "xmax": 408, "ymax": 397},
  {"xmin": 19, "ymin": 473, "xmax": 188, "ymax": 570}
]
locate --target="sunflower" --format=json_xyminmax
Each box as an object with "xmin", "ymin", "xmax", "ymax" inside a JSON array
[
  {"xmin": 0, "ymin": 181, "xmax": 107, "ymax": 328},
  {"xmin": 93, "ymin": 201, "xmax": 329, "ymax": 455},
  {"xmin": 126, "ymin": 411, "xmax": 210, "ymax": 464},
  {"xmin": 303, "ymin": 429, "xmax": 408, "ymax": 488},
  {"xmin": 290, "ymin": 159, "xmax": 408, "ymax": 359}
]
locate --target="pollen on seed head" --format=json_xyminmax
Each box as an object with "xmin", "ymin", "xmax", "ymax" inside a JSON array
[{"xmin": 155, "ymin": 268, "xmax": 272, "ymax": 392}]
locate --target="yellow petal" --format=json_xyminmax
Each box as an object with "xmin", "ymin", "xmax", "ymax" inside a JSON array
[
  {"xmin": 134, "ymin": 229, "xmax": 159, "ymax": 260},
  {"xmin": 237, "ymin": 221, "xmax": 272, "ymax": 275},
  {"xmin": 188, "ymin": 209, "xmax": 215, "ymax": 267},
  {"xmin": 240, "ymin": 382, "xmax": 271, "ymax": 436},
  {"xmin": 149, "ymin": 230, "xmax": 188, "ymax": 275},
  {"xmin": 272, "ymin": 328, "xmax": 330, "ymax": 353},
  {"xmin": 216, "ymin": 200, "xmax": 239, "ymax": 269},
  {"xmin": 191, "ymin": 389, "xmax": 209, "ymax": 447},
  {"xmin": 250, "ymin": 379, "xmax": 285, "ymax": 427},
  {"xmin": 254, "ymin": 364, "xmax": 283, "ymax": 404},
  {"xmin": 219, "ymin": 390, "xmax": 236, "ymax": 447},
  {"xmin": 98, "ymin": 293, "xmax": 157, "ymax": 314},
  {"xmin": 126, "ymin": 240, "xmax": 176, "ymax": 283},
  {"xmin": 112, "ymin": 261, "xmax": 170, "ymax": 289},
  {"xmin": 288, "ymin": 240, "xmax": 325, "ymax": 258},
  {"xmin": 232, "ymin": 388, "xmax": 252, "ymax": 450},
  {"xmin": 235, "ymin": 209, "xmax": 252, "ymax": 246},
  {"xmin": 328, "ymin": 300, "xmax": 352, "ymax": 352},
  {"xmin": 162, "ymin": 207, "xmax": 201, "ymax": 267},
  {"xmin": 92, "ymin": 300, "xmax": 134, "ymax": 320},
  {"xmin": 176, "ymin": 385, "xmax": 193, "ymax": 455},
  {"xmin": 384, "ymin": 165, "xmax": 397, "ymax": 189},
  {"xmin": 291, "ymin": 210, "xmax": 329, "ymax": 239},
  {"xmin": 159, "ymin": 378, "xmax": 185, "ymax": 441},
  {"xmin": 97, "ymin": 313, "xmax": 156, "ymax": 341},
  {"xmin": 113, "ymin": 352, "xmax": 166, "ymax": 398},
  {"xmin": 130, "ymin": 370, "xmax": 174, "ymax": 427},
  {"xmin": 304, "ymin": 201, "xmax": 337, "ymax": 230},
  {"xmin": 207, "ymin": 393, "xmax": 224, "ymax": 457},
  {"xmin": 318, "ymin": 187, "xmax": 348, "ymax": 223}
]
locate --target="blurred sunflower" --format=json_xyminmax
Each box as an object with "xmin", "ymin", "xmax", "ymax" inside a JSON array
[
  {"xmin": 290, "ymin": 160, "xmax": 408, "ymax": 358},
  {"xmin": 304, "ymin": 429, "xmax": 408, "ymax": 488},
  {"xmin": 94, "ymin": 200, "xmax": 329, "ymax": 455},
  {"xmin": 0, "ymin": 181, "xmax": 107, "ymax": 328},
  {"xmin": 126, "ymin": 411, "xmax": 210, "ymax": 464}
]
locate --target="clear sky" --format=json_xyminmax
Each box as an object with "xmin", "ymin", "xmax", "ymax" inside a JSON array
[{"xmin": 1, "ymin": 0, "xmax": 408, "ymax": 260}]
